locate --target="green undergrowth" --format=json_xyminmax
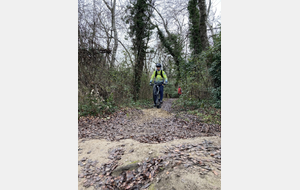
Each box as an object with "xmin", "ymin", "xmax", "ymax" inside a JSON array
[
  {"xmin": 172, "ymin": 98, "xmax": 221, "ymax": 125},
  {"xmin": 78, "ymin": 96, "xmax": 153, "ymax": 118},
  {"xmin": 78, "ymin": 93, "xmax": 117, "ymax": 118},
  {"xmin": 122, "ymin": 99, "xmax": 153, "ymax": 109}
]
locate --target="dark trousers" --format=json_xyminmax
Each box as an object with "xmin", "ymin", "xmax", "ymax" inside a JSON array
[{"xmin": 153, "ymin": 85, "xmax": 164, "ymax": 103}]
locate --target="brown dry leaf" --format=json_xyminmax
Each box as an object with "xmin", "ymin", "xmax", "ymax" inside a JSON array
[
  {"xmin": 78, "ymin": 101, "xmax": 221, "ymax": 189},
  {"xmin": 176, "ymin": 161, "xmax": 182, "ymax": 165}
]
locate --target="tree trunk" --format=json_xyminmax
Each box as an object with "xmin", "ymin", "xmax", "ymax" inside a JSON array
[
  {"xmin": 134, "ymin": 51, "xmax": 145, "ymax": 101},
  {"xmin": 111, "ymin": 0, "xmax": 118, "ymax": 67},
  {"xmin": 198, "ymin": 0, "xmax": 209, "ymax": 51},
  {"xmin": 102, "ymin": 0, "xmax": 118, "ymax": 67},
  {"xmin": 133, "ymin": 23, "xmax": 146, "ymax": 101}
]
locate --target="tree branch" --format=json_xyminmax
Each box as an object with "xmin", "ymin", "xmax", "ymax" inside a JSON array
[
  {"xmin": 147, "ymin": 4, "xmax": 171, "ymax": 36},
  {"xmin": 102, "ymin": 0, "xmax": 112, "ymax": 11},
  {"xmin": 207, "ymin": 0, "xmax": 212, "ymax": 17}
]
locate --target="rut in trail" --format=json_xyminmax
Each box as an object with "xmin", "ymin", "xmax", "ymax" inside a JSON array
[{"xmin": 78, "ymin": 98, "xmax": 221, "ymax": 144}]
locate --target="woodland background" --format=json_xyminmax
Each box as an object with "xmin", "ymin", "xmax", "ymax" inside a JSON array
[{"xmin": 78, "ymin": 0, "xmax": 221, "ymax": 117}]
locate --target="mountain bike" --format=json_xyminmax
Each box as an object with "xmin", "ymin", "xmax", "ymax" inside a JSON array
[{"xmin": 150, "ymin": 81, "xmax": 165, "ymax": 109}]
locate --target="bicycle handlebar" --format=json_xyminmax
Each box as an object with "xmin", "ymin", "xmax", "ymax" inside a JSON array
[{"xmin": 150, "ymin": 82, "xmax": 167, "ymax": 86}]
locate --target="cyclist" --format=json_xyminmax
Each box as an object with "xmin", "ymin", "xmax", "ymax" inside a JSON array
[{"xmin": 149, "ymin": 63, "xmax": 168, "ymax": 107}]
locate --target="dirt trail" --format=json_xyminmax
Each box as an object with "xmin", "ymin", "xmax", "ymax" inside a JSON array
[{"xmin": 78, "ymin": 99, "xmax": 221, "ymax": 190}]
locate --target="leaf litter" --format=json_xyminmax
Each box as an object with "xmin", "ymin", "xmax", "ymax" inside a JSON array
[{"xmin": 78, "ymin": 99, "xmax": 221, "ymax": 190}]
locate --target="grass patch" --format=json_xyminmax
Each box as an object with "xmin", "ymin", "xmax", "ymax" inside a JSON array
[
  {"xmin": 129, "ymin": 160, "xmax": 139, "ymax": 164},
  {"xmin": 121, "ymin": 99, "xmax": 153, "ymax": 109},
  {"xmin": 148, "ymin": 184, "xmax": 155, "ymax": 190},
  {"xmin": 124, "ymin": 160, "xmax": 140, "ymax": 165},
  {"xmin": 172, "ymin": 98, "xmax": 221, "ymax": 125}
]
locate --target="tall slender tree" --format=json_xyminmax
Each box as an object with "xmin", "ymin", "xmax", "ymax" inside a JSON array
[
  {"xmin": 188, "ymin": 0, "xmax": 201, "ymax": 56},
  {"xmin": 102, "ymin": 0, "xmax": 118, "ymax": 67},
  {"xmin": 198, "ymin": 0, "xmax": 209, "ymax": 51},
  {"xmin": 125, "ymin": 0, "xmax": 155, "ymax": 101}
]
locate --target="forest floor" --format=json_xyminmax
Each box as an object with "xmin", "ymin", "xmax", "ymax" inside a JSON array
[{"xmin": 78, "ymin": 99, "xmax": 221, "ymax": 190}]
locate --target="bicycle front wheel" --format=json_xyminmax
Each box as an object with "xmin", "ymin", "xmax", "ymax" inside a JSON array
[{"xmin": 153, "ymin": 85, "xmax": 159, "ymax": 105}]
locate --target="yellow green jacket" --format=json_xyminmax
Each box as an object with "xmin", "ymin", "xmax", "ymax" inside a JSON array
[{"xmin": 150, "ymin": 70, "xmax": 168, "ymax": 83}]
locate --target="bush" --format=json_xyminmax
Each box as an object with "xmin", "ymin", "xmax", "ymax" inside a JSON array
[
  {"xmin": 78, "ymin": 92, "xmax": 117, "ymax": 117},
  {"xmin": 164, "ymin": 81, "xmax": 179, "ymax": 98},
  {"xmin": 208, "ymin": 33, "xmax": 221, "ymax": 108}
]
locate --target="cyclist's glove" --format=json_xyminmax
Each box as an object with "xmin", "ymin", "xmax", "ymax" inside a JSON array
[{"xmin": 149, "ymin": 82, "xmax": 152, "ymax": 86}]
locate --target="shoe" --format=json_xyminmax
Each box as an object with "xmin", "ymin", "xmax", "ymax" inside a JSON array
[
  {"xmin": 160, "ymin": 100, "xmax": 163, "ymax": 104},
  {"xmin": 153, "ymin": 104, "xmax": 156, "ymax": 107}
]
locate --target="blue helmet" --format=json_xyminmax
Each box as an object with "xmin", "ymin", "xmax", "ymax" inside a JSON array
[{"xmin": 156, "ymin": 63, "xmax": 161, "ymax": 67}]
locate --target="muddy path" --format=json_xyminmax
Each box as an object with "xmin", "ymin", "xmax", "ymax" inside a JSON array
[{"xmin": 78, "ymin": 99, "xmax": 221, "ymax": 190}]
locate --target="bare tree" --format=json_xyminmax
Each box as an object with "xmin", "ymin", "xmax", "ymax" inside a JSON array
[{"xmin": 102, "ymin": 0, "xmax": 118, "ymax": 67}]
